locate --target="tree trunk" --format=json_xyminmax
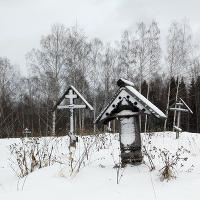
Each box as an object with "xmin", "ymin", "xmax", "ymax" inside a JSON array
[
  {"xmin": 52, "ymin": 100, "xmax": 56, "ymax": 136},
  {"xmin": 79, "ymin": 109, "xmax": 82, "ymax": 130},
  {"xmin": 173, "ymin": 77, "xmax": 180, "ymax": 131},
  {"xmin": 139, "ymin": 73, "xmax": 142, "ymax": 132},
  {"xmin": 82, "ymin": 110, "xmax": 85, "ymax": 131},
  {"xmin": 93, "ymin": 97, "xmax": 96, "ymax": 133},
  {"xmin": 144, "ymin": 83, "xmax": 150, "ymax": 132},
  {"xmin": 46, "ymin": 103, "xmax": 49, "ymax": 135},
  {"xmin": 38, "ymin": 103, "xmax": 41, "ymax": 136},
  {"xmin": 164, "ymin": 80, "xmax": 171, "ymax": 131}
]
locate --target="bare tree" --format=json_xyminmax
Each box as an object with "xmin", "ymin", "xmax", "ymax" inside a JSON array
[
  {"xmin": 144, "ymin": 21, "xmax": 161, "ymax": 132},
  {"xmin": 63, "ymin": 27, "xmax": 91, "ymax": 131},
  {"xmin": 135, "ymin": 22, "xmax": 150, "ymax": 94},
  {"xmin": 27, "ymin": 24, "xmax": 68, "ymax": 135},
  {"xmin": 134, "ymin": 21, "xmax": 161, "ymax": 131},
  {"xmin": 89, "ymin": 38, "xmax": 103, "ymax": 132},
  {"xmin": 0, "ymin": 57, "xmax": 20, "ymax": 137},
  {"xmin": 164, "ymin": 21, "xmax": 192, "ymax": 131},
  {"xmin": 117, "ymin": 31, "xmax": 137, "ymax": 81},
  {"xmin": 102, "ymin": 44, "xmax": 117, "ymax": 104}
]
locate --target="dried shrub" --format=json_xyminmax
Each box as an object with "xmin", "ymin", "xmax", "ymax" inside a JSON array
[
  {"xmin": 9, "ymin": 137, "xmax": 59, "ymax": 178},
  {"xmin": 158, "ymin": 146, "xmax": 189, "ymax": 181},
  {"xmin": 142, "ymin": 132, "xmax": 156, "ymax": 171},
  {"xmin": 142, "ymin": 132, "xmax": 191, "ymax": 182},
  {"xmin": 67, "ymin": 137, "xmax": 95, "ymax": 177},
  {"xmin": 143, "ymin": 145, "xmax": 156, "ymax": 171},
  {"xmin": 65, "ymin": 134, "xmax": 111, "ymax": 177}
]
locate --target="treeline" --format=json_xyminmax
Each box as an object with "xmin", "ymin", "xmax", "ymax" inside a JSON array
[{"xmin": 0, "ymin": 20, "xmax": 200, "ymax": 138}]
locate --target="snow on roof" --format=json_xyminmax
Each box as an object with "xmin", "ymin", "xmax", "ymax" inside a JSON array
[
  {"xmin": 125, "ymin": 86, "xmax": 166, "ymax": 119},
  {"xmin": 94, "ymin": 88, "xmax": 125, "ymax": 124},
  {"xmin": 95, "ymin": 85, "xmax": 166, "ymax": 124},
  {"xmin": 52, "ymin": 85, "xmax": 94, "ymax": 111},
  {"xmin": 117, "ymin": 78, "xmax": 135, "ymax": 87}
]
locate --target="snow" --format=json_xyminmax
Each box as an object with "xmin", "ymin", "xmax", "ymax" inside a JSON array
[
  {"xmin": 117, "ymin": 110, "xmax": 137, "ymax": 145},
  {"xmin": 95, "ymin": 84, "xmax": 166, "ymax": 124},
  {"xmin": 95, "ymin": 89, "xmax": 152, "ymax": 124},
  {"xmin": 174, "ymin": 126, "xmax": 182, "ymax": 132},
  {"xmin": 53, "ymin": 85, "xmax": 94, "ymax": 112},
  {"xmin": 117, "ymin": 78, "xmax": 135, "ymax": 87},
  {"xmin": 126, "ymin": 86, "xmax": 166, "ymax": 119},
  {"xmin": 1, "ymin": 132, "xmax": 200, "ymax": 200},
  {"xmin": 120, "ymin": 117, "xmax": 136, "ymax": 145},
  {"xmin": 94, "ymin": 88, "xmax": 126, "ymax": 123}
]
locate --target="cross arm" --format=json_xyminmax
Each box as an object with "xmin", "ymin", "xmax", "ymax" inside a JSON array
[
  {"xmin": 57, "ymin": 105, "xmax": 86, "ymax": 109},
  {"xmin": 170, "ymin": 108, "xmax": 189, "ymax": 112}
]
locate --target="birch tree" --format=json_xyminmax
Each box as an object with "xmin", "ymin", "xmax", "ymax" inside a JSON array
[
  {"xmin": 144, "ymin": 21, "xmax": 161, "ymax": 132},
  {"xmin": 134, "ymin": 21, "xmax": 161, "ymax": 131},
  {"xmin": 164, "ymin": 22, "xmax": 192, "ymax": 131},
  {"xmin": 63, "ymin": 27, "xmax": 91, "ymax": 131},
  {"xmin": 89, "ymin": 38, "xmax": 103, "ymax": 132},
  {"xmin": 0, "ymin": 57, "xmax": 19, "ymax": 137},
  {"xmin": 118, "ymin": 31, "xmax": 137, "ymax": 81},
  {"xmin": 27, "ymin": 24, "xmax": 68, "ymax": 135},
  {"xmin": 102, "ymin": 44, "xmax": 117, "ymax": 104}
]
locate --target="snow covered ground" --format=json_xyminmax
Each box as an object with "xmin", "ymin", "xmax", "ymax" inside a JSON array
[{"xmin": 0, "ymin": 132, "xmax": 200, "ymax": 200}]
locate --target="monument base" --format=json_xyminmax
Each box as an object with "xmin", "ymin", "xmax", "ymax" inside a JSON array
[
  {"xmin": 119, "ymin": 112, "xmax": 142, "ymax": 166},
  {"xmin": 121, "ymin": 146, "xmax": 142, "ymax": 165}
]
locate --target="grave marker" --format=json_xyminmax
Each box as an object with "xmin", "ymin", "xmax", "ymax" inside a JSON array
[
  {"xmin": 23, "ymin": 128, "xmax": 31, "ymax": 137},
  {"xmin": 52, "ymin": 86, "xmax": 93, "ymax": 147},
  {"xmin": 169, "ymin": 98, "xmax": 193, "ymax": 139},
  {"xmin": 95, "ymin": 78, "xmax": 166, "ymax": 165}
]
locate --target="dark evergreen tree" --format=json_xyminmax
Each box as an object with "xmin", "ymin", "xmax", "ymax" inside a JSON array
[
  {"xmin": 188, "ymin": 78, "xmax": 197, "ymax": 132},
  {"xmin": 167, "ymin": 77, "xmax": 177, "ymax": 130},
  {"xmin": 178, "ymin": 78, "xmax": 188, "ymax": 131},
  {"xmin": 195, "ymin": 76, "xmax": 200, "ymax": 132}
]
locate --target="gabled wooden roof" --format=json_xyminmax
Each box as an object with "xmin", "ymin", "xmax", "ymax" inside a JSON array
[
  {"xmin": 52, "ymin": 85, "xmax": 94, "ymax": 112},
  {"xmin": 95, "ymin": 80, "xmax": 166, "ymax": 124}
]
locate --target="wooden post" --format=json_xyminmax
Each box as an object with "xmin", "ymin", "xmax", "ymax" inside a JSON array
[
  {"xmin": 176, "ymin": 104, "xmax": 181, "ymax": 139},
  {"xmin": 57, "ymin": 89, "xmax": 86, "ymax": 147},
  {"xmin": 52, "ymin": 86, "xmax": 94, "ymax": 148},
  {"xmin": 170, "ymin": 100, "xmax": 191, "ymax": 139}
]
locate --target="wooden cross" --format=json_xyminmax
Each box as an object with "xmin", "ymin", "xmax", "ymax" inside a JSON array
[
  {"xmin": 57, "ymin": 89, "xmax": 86, "ymax": 145},
  {"xmin": 170, "ymin": 98, "xmax": 192, "ymax": 139},
  {"xmin": 52, "ymin": 85, "xmax": 93, "ymax": 147}
]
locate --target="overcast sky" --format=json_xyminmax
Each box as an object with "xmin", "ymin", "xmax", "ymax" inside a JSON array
[{"xmin": 1, "ymin": 0, "xmax": 200, "ymax": 74}]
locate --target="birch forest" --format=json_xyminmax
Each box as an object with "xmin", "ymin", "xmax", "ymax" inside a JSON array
[{"xmin": 1, "ymin": 21, "xmax": 200, "ymax": 138}]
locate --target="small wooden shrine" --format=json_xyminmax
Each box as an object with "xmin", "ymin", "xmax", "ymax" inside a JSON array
[
  {"xmin": 169, "ymin": 98, "xmax": 193, "ymax": 139},
  {"xmin": 52, "ymin": 86, "xmax": 93, "ymax": 147},
  {"xmin": 95, "ymin": 78, "xmax": 166, "ymax": 165}
]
